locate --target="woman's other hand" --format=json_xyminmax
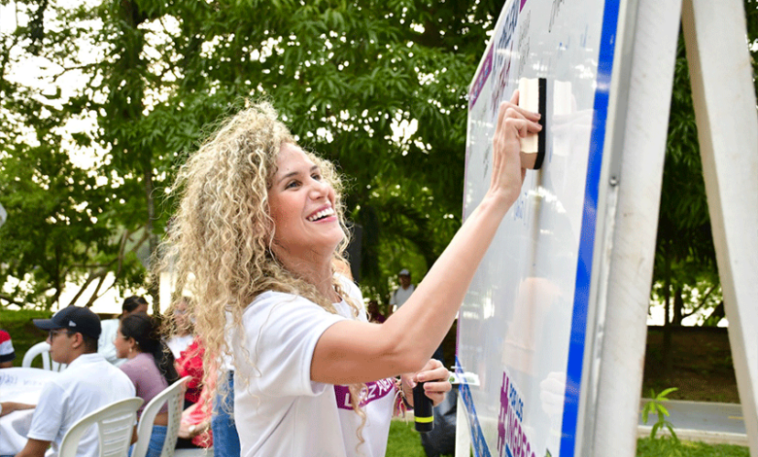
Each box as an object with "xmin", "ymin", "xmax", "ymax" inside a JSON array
[
  {"xmin": 489, "ymin": 90, "xmax": 542, "ymax": 206},
  {"xmin": 401, "ymin": 359, "xmax": 452, "ymax": 407}
]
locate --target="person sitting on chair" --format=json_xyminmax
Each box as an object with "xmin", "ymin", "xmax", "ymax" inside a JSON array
[
  {"xmin": 98, "ymin": 295, "xmax": 149, "ymax": 366},
  {"xmin": 116, "ymin": 312, "xmax": 179, "ymax": 457},
  {"xmin": 0, "ymin": 329, "xmax": 15, "ymax": 368},
  {"xmin": 13, "ymin": 306, "xmax": 135, "ymax": 457}
]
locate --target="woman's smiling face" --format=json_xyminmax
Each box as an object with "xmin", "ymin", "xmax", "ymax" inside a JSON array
[{"xmin": 267, "ymin": 143, "xmax": 344, "ymax": 260}]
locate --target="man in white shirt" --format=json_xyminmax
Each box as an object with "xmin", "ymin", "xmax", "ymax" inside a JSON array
[
  {"xmin": 389, "ymin": 268, "xmax": 415, "ymax": 313},
  {"xmin": 13, "ymin": 306, "xmax": 135, "ymax": 457}
]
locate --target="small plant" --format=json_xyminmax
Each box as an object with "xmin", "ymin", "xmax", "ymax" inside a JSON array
[{"xmin": 642, "ymin": 387, "xmax": 679, "ymax": 442}]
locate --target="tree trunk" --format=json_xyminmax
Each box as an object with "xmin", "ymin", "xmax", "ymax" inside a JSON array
[
  {"xmin": 662, "ymin": 256, "xmax": 673, "ymax": 377},
  {"xmin": 144, "ymin": 166, "xmax": 160, "ymax": 314},
  {"xmin": 672, "ymin": 285, "xmax": 684, "ymax": 326},
  {"xmin": 704, "ymin": 300, "xmax": 725, "ymax": 326}
]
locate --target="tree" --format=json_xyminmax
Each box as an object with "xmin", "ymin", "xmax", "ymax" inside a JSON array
[
  {"xmin": 0, "ymin": 0, "xmax": 173, "ymax": 309},
  {"xmin": 651, "ymin": 2, "xmax": 758, "ymax": 372},
  {"xmin": 1, "ymin": 0, "xmax": 508, "ymax": 308},
  {"xmin": 652, "ymin": 34, "xmax": 721, "ymax": 333},
  {"xmin": 3, "ymin": 0, "xmax": 755, "ymax": 314}
]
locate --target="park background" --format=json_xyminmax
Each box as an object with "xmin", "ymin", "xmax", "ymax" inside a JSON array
[{"xmin": 1, "ymin": 0, "xmax": 756, "ymax": 455}]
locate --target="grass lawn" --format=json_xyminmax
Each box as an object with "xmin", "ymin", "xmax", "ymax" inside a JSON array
[
  {"xmin": 636, "ymin": 438, "xmax": 750, "ymax": 457},
  {"xmin": 387, "ymin": 420, "xmax": 749, "ymax": 457},
  {"xmin": 387, "ymin": 420, "xmax": 443, "ymax": 457}
]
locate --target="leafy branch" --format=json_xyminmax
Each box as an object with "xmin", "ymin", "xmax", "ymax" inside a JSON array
[{"xmin": 642, "ymin": 387, "xmax": 679, "ymax": 442}]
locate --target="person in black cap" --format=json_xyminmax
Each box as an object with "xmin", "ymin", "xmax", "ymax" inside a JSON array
[{"xmin": 10, "ymin": 306, "xmax": 135, "ymax": 457}]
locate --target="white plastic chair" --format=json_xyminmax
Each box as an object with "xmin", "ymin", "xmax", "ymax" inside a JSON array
[
  {"xmin": 58, "ymin": 397, "xmax": 143, "ymax": 457},
  {"xmin": 133, "ymin": 377, "xmax": 191, "ymax": 457},
  {"xmin": 21, "ymin": 342, "xmax": 67, "ymax": 372}
]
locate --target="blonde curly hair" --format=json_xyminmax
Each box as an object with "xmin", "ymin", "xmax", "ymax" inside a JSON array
[{"xmin": 159, "ymin": 101, "xmax": 369, "ymax": 445}]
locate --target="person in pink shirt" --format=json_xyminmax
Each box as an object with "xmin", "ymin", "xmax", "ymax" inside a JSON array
[{"xmin": 116, "ymin": 312, "xmax": 178, "ymax": 457}]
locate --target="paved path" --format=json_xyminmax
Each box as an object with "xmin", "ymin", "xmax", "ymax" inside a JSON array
[{"xmin": 637, "ymin": 399, "xmax": 747, "ymax": 445}]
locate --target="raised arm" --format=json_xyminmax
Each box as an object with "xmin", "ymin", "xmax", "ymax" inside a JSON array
[{"xmin": 312, "ymin": 91, "xmax": 541, "ymax": 384}]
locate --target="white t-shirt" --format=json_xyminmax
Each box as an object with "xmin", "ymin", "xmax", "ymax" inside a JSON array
[
  {"xmin": 390, "ymin": 285, "xmax": 415, "ymax": 310},
  {"xmin": 26, "ymin": 353, "xmax": 136, "ymax": 457},
  {"xmin": 166, "ymin": 334, "xmax": 194, "ymax": 359},
  {"xmin": 234, "ymin": 277, "xmax": 395, "ymax": 457},
  {"xmin": 97, "ymin": 319, "xmax": 126, "ymax": 367}
]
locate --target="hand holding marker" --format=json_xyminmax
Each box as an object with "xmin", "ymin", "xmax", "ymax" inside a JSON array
[
  {"xmin": 413, "ymin": 381, "xmax": 434, "ymax": 432},
  {"xmin": 407, "ymin": 362, "xmax": 456, "ymax": 432}
]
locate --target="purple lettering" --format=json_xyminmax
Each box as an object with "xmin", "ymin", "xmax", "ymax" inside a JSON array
[{"xmin": 333, "ymin": 378, "xmax": 395, "ymax": 410}]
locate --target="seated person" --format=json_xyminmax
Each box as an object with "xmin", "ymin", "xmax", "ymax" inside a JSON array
[
  {"xmin": 174, "ymin": 338, "xmax": 204, "ymax": 407},
  {"xmin": 367, "ymin": 300, "xmax": 386, "ymax": 324},
  {"xmin": 178, "ymin": 382, "xmax": 213, "ymax": 449},
  {"xmin": 98, "ymin": 295, "xmax": 149, "ymax": 366},
  {"xmin": 116, "ymin": 312, "xmax": 179, "ymax": 457},
  {"xmin": 165, "ymin": 297, "xmax": 194, "ymax": 359},
  {"xmin": 13, "ymin": 306, "xmax": 135, "ymax": 457},
  {"xmin": 0, "ymin": 329, "xmax": 15, "ymax": 368},
  {"xmin": 173, "ymin": 338, "xmax": 209, "ymax": 450}
]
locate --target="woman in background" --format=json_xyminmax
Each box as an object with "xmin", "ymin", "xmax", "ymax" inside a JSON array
[
  {"xmin": 166, "ymin": 297, "xmax": 194, "ymax": 359},
  {"xmin": 99, "ymin": 295, "xmax": 149, "ymax": 366},
  {"xmin": 116, "ymin": 312, "xmax": 178, "ymax": 457}
]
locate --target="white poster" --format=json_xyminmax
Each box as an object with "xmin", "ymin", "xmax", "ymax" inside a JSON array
[{"xmin": 457, "ymin": 0, "xmax": 623, "ymax": 456}]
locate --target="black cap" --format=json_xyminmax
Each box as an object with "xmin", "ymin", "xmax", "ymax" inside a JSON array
[{"xmin": 33, "ymin": 306, "xmax": 102, "ymax": 340}]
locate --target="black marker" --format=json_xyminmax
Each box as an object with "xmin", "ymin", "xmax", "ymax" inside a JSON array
[{"xmin": 413, "ymin": 382, "xmax": 434, "ymax": 432}]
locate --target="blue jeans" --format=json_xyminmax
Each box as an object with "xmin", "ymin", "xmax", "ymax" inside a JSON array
[
  {"xmin": 211, "ymin": 372, "xmax": 240, "ymax": 456},
  {"xmin": 129, "ymin": 424, "xmax": 167, "ymax": 457}
]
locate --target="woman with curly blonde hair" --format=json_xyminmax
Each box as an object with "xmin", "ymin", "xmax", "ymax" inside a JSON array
[{"xmin": 163, "ymin": 92, "xmax": 540, "ymax": 457}]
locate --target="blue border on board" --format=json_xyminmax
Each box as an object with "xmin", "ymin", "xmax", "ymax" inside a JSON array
[
  {"xmin": 558, "ymin": 0, "xmax": 621, "ymax": 455},
  {"xmin": 455, "ymin": 357, "xmax": 493, "ymax": 457}
]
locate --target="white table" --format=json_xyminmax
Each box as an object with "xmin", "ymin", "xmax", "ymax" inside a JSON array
[{"xmin": 0, "ymin": 368, "xmax": 59, "ymax": 455}]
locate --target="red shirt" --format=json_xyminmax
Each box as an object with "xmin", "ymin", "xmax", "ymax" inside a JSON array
[{"xmin": 175, "ymin": 338, "xmax": 204, "ymax": 404}]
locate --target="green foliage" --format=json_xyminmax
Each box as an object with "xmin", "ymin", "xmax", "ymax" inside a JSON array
[
  {"xmin": 652, "ymin": 1, "xmax": 758, "ymax": 327},
  {"xmin": 642, "ymin": 387, "xmax": 679, "ymax": 442},
  {"xmin": 386, "ymin": 419, "xmax": 452, "ymax": 457},
  {"xmin": 3, "ymin": 0, "xmax": 756, "ymax": 310},
  {"xmin": 1, "ymin": 0, "xmax": 508, "ymax": 307},
  {"xmin": 0, "ymin": 1, "xmax": 156, "ymax": 309},
  {"xmin": 652, "ymin": 31, "xmax": 721, "ymax": 327}
]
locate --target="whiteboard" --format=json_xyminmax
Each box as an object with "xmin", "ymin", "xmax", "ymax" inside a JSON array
[{"xmin": 457, "ymin": 0, "xmax": 630, "ymax": 456}]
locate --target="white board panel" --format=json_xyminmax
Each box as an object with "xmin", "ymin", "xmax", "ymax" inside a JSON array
[{"xmin": 457, "ymin": 1, "xmax": 628, "ymax": 456}]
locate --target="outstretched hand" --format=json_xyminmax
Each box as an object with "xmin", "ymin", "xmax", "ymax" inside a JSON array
[
  {"xmin": 400, "ymin": 359, "xmax": 452, "ymax": 407},
  {"xmin": 489, "ymin": 90, "xmax": 542, "ymax": 206}
]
